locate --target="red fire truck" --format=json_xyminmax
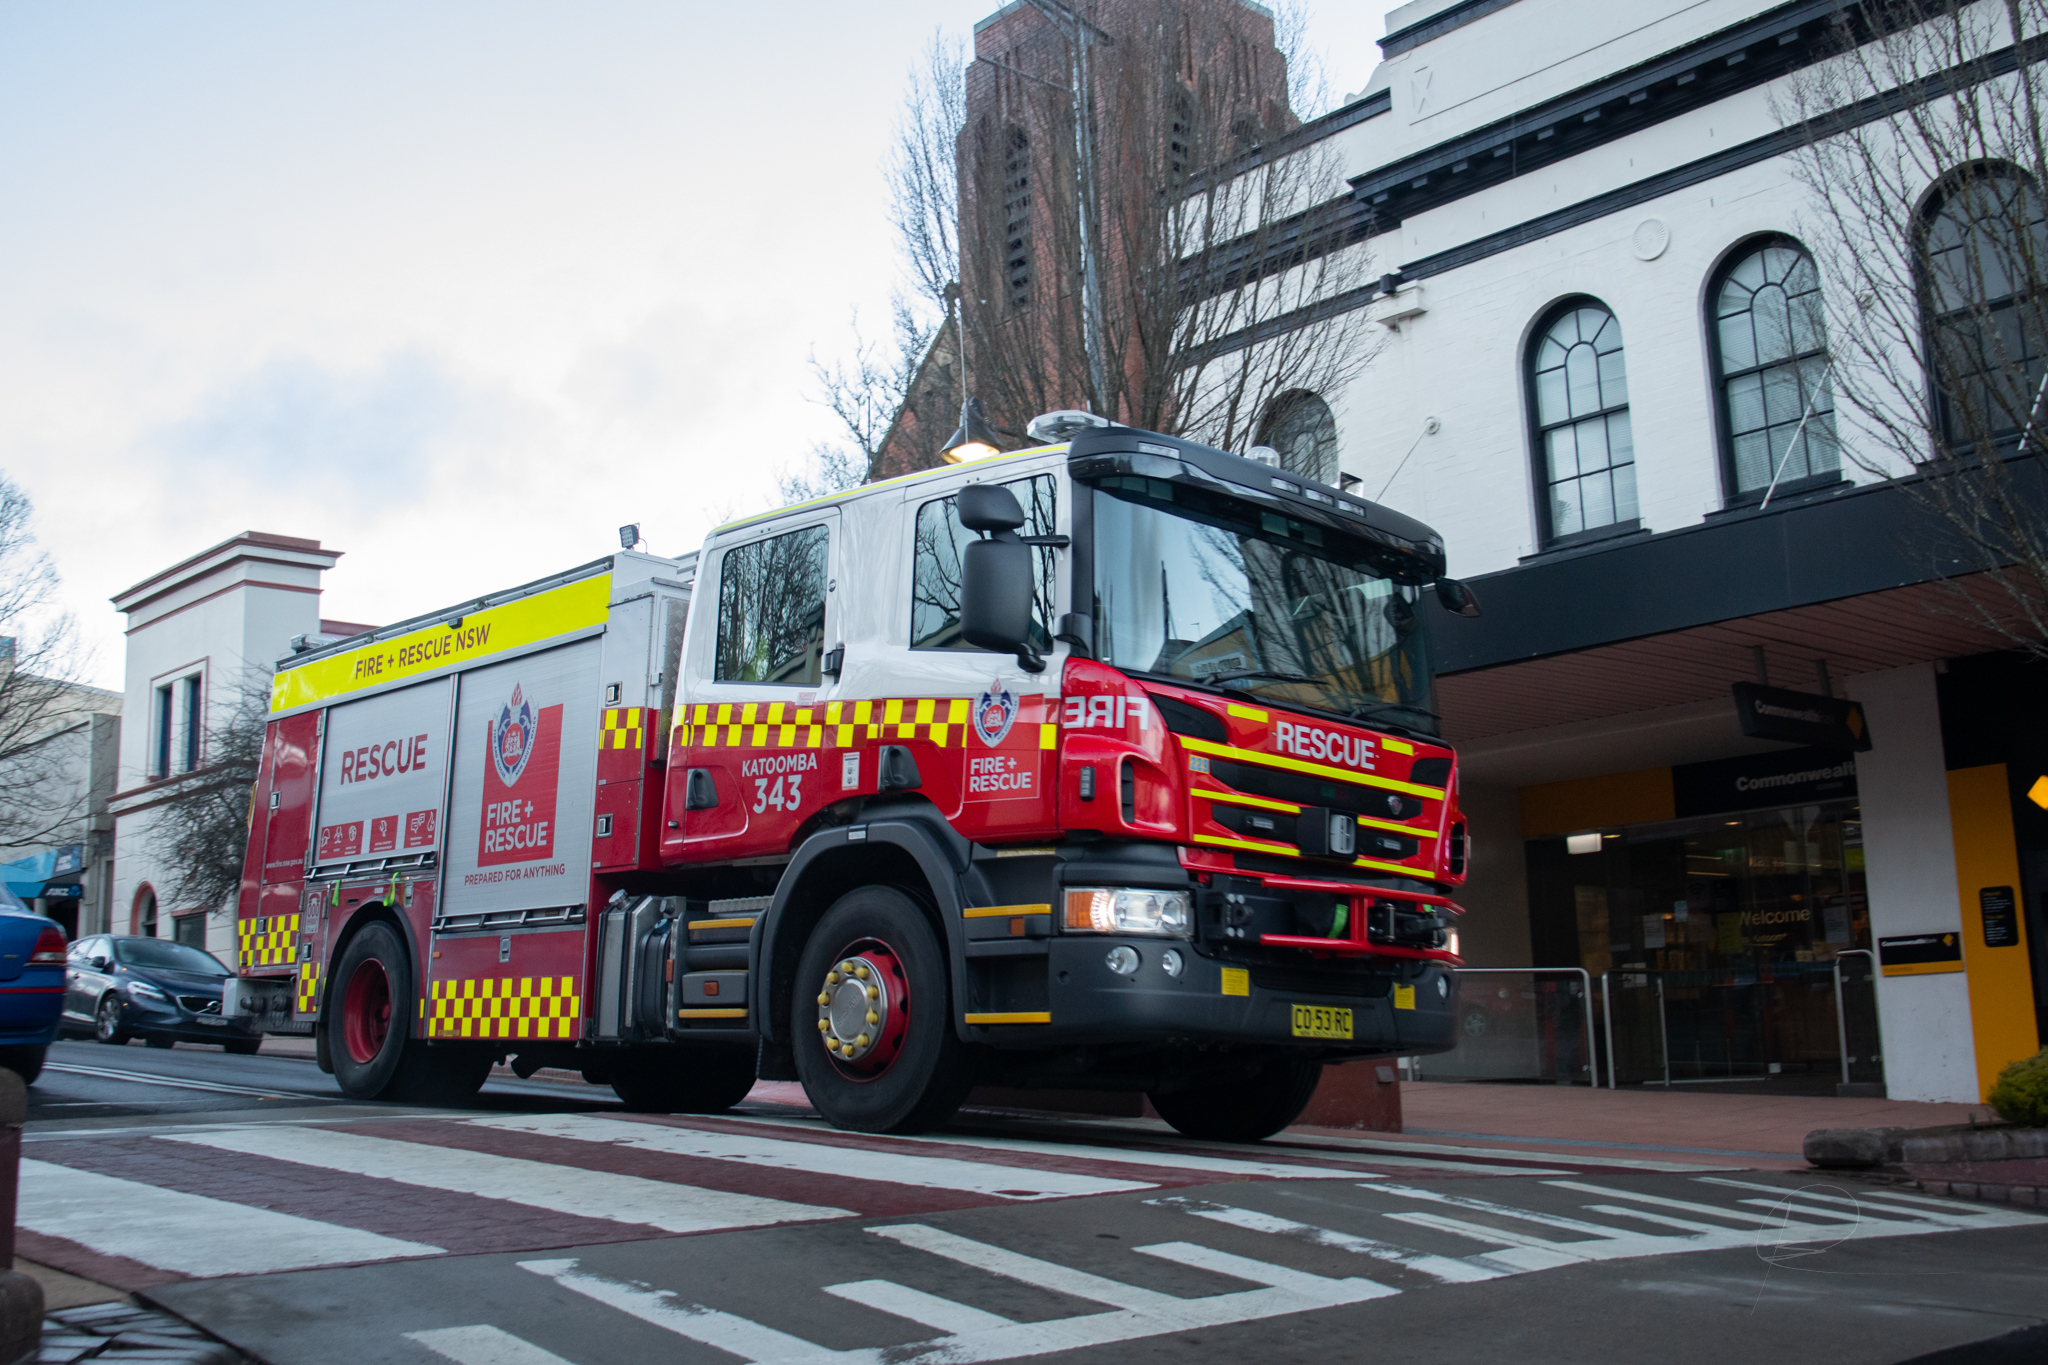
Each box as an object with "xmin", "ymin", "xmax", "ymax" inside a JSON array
[{"xmin": 230, "ymin": 419, "xmax": 1476, "ymax": 1138}]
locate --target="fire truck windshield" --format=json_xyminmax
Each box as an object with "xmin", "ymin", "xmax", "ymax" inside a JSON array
[{"xmin": 1089, "ymin": 480, "xmax": 1438, "ymax": 736}]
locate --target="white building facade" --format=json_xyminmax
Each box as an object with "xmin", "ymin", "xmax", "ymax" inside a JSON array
[
  {"xmin": 1205, "ymin": 0, "xmax": 2046, "ymax": 1102},
  {"xmin": 108, "ymin": 533, "xmax": 356, "ymax": 962}
]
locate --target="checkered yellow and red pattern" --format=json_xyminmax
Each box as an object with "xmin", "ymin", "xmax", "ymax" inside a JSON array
[
  {"xmin": 238, "ymin": 913, "xmax": 300, "ymax": 969},
  {"xmin": 673, "ymin": 698, "xmax": 1058, "ymax": 752},
  {"xmin": 426, "ymin": 975, "xmax": 581, "ymax": 1040}
]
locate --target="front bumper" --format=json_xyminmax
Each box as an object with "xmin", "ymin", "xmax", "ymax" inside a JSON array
[
  {"xmin": 966, "ymin": 934, "xmax": 1457, "ymax": 1055},
  {"xmin": 121, "ymin": 1000, "xmax": 260, "ymax": 1044}
]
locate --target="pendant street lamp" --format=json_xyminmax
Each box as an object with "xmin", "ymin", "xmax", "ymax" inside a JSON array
[{"xmin": 943, "ymin": 396, "xmax": 1004, "ymax": 464}]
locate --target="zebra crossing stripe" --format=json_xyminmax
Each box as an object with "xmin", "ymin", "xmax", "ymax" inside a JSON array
[
  {"xmin": 18, "ymin": 1159, "xmax": 442, "ymax": 1277},
  {"xmin": 407, "ymin": 1325, "xmax": 577, "ymax": 1365},
  {"xmin": 1541, "ymin": 1180, "xmax": 1869, "ymax": 1230},
  {"xmin": 1693, "ymin": 1177, "xmax": 2041, "ymax": 1229},
  {"xmin": 162, "ymin": 1127, "xmax": 850, "ymax": 1234},
  {"xmin": 518, "ymin": 1258, "xmax": 827, "ymax": 1362},
  {"xmin": 465, "ymin": 1114, "xmax": 1153, "ymax": 1199},
  {"xmin": 1144, "ymin": 1197, "xmax": 1506, "ymax": 1283},
  {"xmin": 1132, "ymin": 1241, "xmax": 1398, "ymax": 1303},
  {"xmin": 821, "ymin": 1280, "xmax": 1014, "ymax": 1334},
  {"xmin": 1371, "ymin": 1182, "xmax": 1679, "ymax": 1240},
  {"xmin": 1379, "ymin": 1211, "xmax": 1596, "ymax": 1268}
]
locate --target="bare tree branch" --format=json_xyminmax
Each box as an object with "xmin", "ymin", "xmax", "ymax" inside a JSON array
[
  {"xmin": 0, "ymin": 471, "xmax": 100, "ymax": 851},
  {"xmin": 144, "ymin": 671, "xmax": 270, "ymax": 915}
]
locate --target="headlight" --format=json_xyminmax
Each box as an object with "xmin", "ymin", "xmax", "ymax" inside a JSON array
[
  {"xmin": 128, "ymin": 982, "xmax": 169, "ymax": 1005},
  {"xmin": 1063, "ymin": 887, "xmax": 1190, "ymax": 936}
]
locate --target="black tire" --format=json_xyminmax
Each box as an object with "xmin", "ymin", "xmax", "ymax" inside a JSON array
[
  {"xmin": 144, "ymin": 1034, "xmax": 174, "ymax": 1050},
  {"xmin": 0, "ymin": 1045, "xmax": 46, "ymax": 1084},
  {"xmin": 224, "ymin": 1038, "xmax": 261, "ymax": 1056},
  {"xmin": 792, "ymin": 885, "xmax": 974, "ymax": 1134},
  {"xmin": 326, "ymin": 921, "xmax": 414, "ymax": 1100},
  {"xmin": 385, "ymin": 1047, "xmax": 494, "ymax": 1105},
  {"xmin": 609, "ymin": 1046, "xmax": 756, "ymax": 1113},
  {"xmin": 1150, "ymin": 1059, "xmax": 1324, "ymax": 1142},
  {"xmin": 94, "ymin": 995, "xmax": 130, "ymax": 1045}
]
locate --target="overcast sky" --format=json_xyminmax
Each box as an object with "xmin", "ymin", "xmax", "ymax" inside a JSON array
[{"xmin": 2, "ymin": 1, "xmax": 1405, "ymax": 690}]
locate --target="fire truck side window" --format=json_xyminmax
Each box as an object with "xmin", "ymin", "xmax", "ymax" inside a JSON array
[
  {"xmin": 911, "ymin": 474, "xmax": 1057, "ymax": 653},
  {"xmin": 713, "ymin": 524, "xmax": 829, "ymax": 685}
]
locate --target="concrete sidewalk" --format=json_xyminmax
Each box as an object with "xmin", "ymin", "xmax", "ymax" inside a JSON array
[{"xmin": 1321, "ymin": 1081, "xmax": 1997, "ymax": 1170}]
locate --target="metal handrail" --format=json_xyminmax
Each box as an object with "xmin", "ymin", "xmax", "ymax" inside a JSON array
[
  {"xmin": 1452, "ymin": 967, "xmax": 1599, "ymax": 1088},
  {"xmin": 1601, "ymin": 955, "xmax": 1877, "ymax": 1088},
  {"xmin": 1831, "ymin": 949, "xmax": 1876, "ymax": 1087}
]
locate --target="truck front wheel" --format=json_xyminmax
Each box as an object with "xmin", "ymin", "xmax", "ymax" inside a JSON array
[
  {"xmin": 792, "ymin": 886, "xmax": 974, "ymax": 1134},
  {"xmin": 1149, "ymin": 1059, "xmax": 1324, "ymax": 1142}
]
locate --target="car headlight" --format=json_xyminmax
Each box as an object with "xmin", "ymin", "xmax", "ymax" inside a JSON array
[
  {"xmin": 1063, "ymin": 887, "xmax": 1190, "ymax": 937},
  {"xmin": 128, "ymin": 982, "xmax": 169, "ymax": 1005}
]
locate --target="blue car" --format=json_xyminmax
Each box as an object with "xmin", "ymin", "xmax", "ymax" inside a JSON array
[{"xmin": 0, "ymin": 884, "xmax": 69, "ymax": 1083}]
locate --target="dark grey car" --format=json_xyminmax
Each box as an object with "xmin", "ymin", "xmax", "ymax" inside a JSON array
[{"xmin": 61, "ymin": 935, "xmax": 261, "ymax": 1053}]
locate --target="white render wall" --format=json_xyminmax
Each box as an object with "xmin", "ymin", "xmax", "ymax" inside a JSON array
[
  {"xmin": 1306, "ymin": 4, "xmax": 1902, "ymax": 580},
  {"xmin": 1845, "ymin": 664, "xmax": 1978, "ymax": 1103},
  {"xmin": 110, "ymin": 537, "xmax": 337, "ymax": 956}
]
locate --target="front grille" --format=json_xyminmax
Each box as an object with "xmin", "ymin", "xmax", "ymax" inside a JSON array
[
  {"xmin": 178, "ymin": 996, "xmax": 221, "ymax": 1014},
  {"xmin": 1209, "ymin": 758, "xmax": 1423, "ymax": 820},
  {"xmin": 1232, "ymin": 852, "xmax": 1431, "ymax": 889},
  {"xmin": 1248, "ymin": 961, "xmax": 1395, "ymax": 1000}
]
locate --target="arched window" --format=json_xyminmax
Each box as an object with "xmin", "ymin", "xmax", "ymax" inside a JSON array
[
  {"xmin": 1529, "ymin": 301, "xmax": 1636, "ymax": 543},
  {"xmin": 134, "ymin": 885, "xmax": 157, "ymax": 938},
  {"xmin": 1710, "ymin": 237, "xmax": 1837, "ymax": 497},
  {"xmin": 1919, "ymin": 164, "xmax": 2048, "ymax": 450},
  {"xmin": 1256, "ymin": 390, "xmax": 1339, "ymax": 485}
]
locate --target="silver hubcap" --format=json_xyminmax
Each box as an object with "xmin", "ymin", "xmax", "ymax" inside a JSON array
[{"xmin": 816, "ymin": 956, "xmax": 888, "ymax": 1063}]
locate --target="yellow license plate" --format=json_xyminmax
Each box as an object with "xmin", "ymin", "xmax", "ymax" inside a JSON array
[{"xmin": 1290, "ymin": 1004, "xmax": 1353, "ymax": 1039}]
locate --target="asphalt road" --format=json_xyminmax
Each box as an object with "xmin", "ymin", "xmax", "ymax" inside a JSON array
[{"xmin": 18, "ymin": 1039, "xmax": 2048, "ymax": 1365}]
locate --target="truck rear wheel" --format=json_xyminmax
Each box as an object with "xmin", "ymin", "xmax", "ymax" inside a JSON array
[
  {"xmin": 609, "ymin": 1046, "xmax": 756, "ymax": 1113},
  {"xmin": 792, "ymin": 886, "xmax": 973, "ymax": 1134},
  {"xmin": 1149, "ymin": 1059, "xmax": 1324, "ymax": 1143},
  {"xmin": 327, "ymin": 921, "xmax": 415, "ymax": 1101}
]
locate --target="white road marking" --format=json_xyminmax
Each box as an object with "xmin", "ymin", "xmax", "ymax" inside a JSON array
[
  {"xmin": 18, "ymin": 1159, "xmax": 441, "ymax": 1276},
  {"xmin": 1379, "ymin": 1212, "xmax": 1592, "ymax": 1269},
  {"xmin": 822, "ymin": 1280, "xmax": 1015, "ymax": 1334},
  {"xmin": 1693, "ymin": 1178, "xmax": 2041, "ymax": 1229},
  {"xmin": 1579, "ymin": 1204, "xmax": 1732, "ymax": 1235},
  {"xmin": 1145, "ymin": 1197, "xmax": 1505, "ymax": 1283},
  {"xmin": 1132, "ymin": 1241, "xmax": 1398, "ymax": 1302},
  {"xmin": 1542, "ymin": 1180, "xmax": 1866, "ymax": 1230},
  {"xmin": 164, "ymin": 1127, "xmax": 849, "ymax": 1234},
  {"xmin": 466, "ymin": 1113, "xmax": 1152, "ymax": 1200},
  {"xmin": 867, "ymin": 1223, "xmax": 1185, "ymax": 1313},
  {"xmin": 519, "ymin": 1258, "xmax": 825, "ymax": 1361},
  {"xmin": 43, "ymin": 1063, "xmax": 293, "ymax": 1099},
  {"xmin": 1369, "ymin": 1182, "xmax": 1657, "ymax": 1240},
  {"xmin": 406, "ymin": 1325, "xmax": 578, "ymax": 1365}
]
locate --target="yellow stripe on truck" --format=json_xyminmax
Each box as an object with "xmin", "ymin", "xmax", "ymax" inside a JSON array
[
  {"xmin": 271, "ymin": 573, "xmax": 612, "ymax": 714},
  {"xmin": 1176, "ymin": 736, "xmax": 1445, "ymax": 800}
]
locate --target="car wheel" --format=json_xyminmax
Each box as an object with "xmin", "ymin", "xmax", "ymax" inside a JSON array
[
  {"xmin": 792, "ymin": 885, "xmax": 975, "ymax": 1134},
  {"xmin": 224, "ymin": 1039, "xmax": 261, "ymax": 1056},
  {"xmin": 144, "ymin": 1034, "xmax": 175, "ymax": 1050},
  {"xmin": 0, "ymin": 1045, "xmax": 46, "ymax": 1084},
  {"xmin": 610, "ymin": 1046, "xmax": 756, "ymax": 1113},
  {"xmin": 1149, "ymin": 1058, "xmax": 1325, "ymax": 1142},
  {"xmin": 94, "ymin": 995, "xmax": 130, "ymax": 1045}
]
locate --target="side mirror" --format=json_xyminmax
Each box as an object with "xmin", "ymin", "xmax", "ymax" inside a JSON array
[
  {"xmin": 90, "ymin": 955, "xmax": 110, "ymax": 971},
  {"xmin": 1435, "ymin": 576, "xmax": 1481, "ymax": 617},
  {"xmin": 958, "ymin": 483, "xmax": 1025, "ymax": 533},
  {"xmin": 961, "ymin": 537, "xmax": 1042, "ymax": 670}
]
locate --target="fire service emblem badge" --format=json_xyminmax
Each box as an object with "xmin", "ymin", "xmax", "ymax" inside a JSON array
[
  {"xmin": 491, "ymin": 684, "xmax": 538, "ymax": 786},
  {"xmin": 973, "ymin": 678, "xmax": 1019, "ymax": 747}
]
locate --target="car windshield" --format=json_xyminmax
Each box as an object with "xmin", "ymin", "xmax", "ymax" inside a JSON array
[
  {"xmin": 1090, "ymin": 480, "xmax": 1437, "ymax": 734},
  {"xmin": 113, "ymin": 939, "xmax": 229, "ymax": 976}
]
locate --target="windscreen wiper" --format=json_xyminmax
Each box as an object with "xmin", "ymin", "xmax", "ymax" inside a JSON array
[
  {"xmin": 1349, "ymin": 700, "xmax": 1441, "ymax": 727},
  {"xmin": 1204, "ymin": 668, "xmax": 1329, "ymax": 687}
]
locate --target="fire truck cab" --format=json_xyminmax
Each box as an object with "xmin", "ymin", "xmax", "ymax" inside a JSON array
[{"xmin": 233, "ymin": 420, "xmax": 1473, "ymax": 1139}]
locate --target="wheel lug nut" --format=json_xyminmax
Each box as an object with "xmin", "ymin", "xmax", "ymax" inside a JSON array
[
  {"xmin": 817, "ymin": 992, "xmax": 831, "ymax": 1005},
  {"xmin": 866, "ymin": 1011, "xmax": 879, "ymax": 1025},
  {"xmin": 866, "ymin": 986, "xmax": 879, "ymax": 1000},
  {"xmin": 817, "ymin": 1019, "xmax": 829, "ymax": 1031},
  {"xmin": 825, "ymin": 972, "xmax": 839, "ymax": 985},
  {"xmin": 854, "ymin": 965, "xmax": 870, "ymax": 980},
  {"xmin": 856, "ymin": 1034, "xmax": 870, "ymax": 1047}
]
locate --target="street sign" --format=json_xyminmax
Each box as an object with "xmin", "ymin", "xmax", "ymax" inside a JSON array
[{"xmin": 1731, "ymin": 683, "xmax": 1872, "ymax": 752}]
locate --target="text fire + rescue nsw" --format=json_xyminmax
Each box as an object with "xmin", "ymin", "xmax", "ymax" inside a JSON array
[{"xmin": 350, "ymin": 622, "xmax": 495, "ymax": 681}]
